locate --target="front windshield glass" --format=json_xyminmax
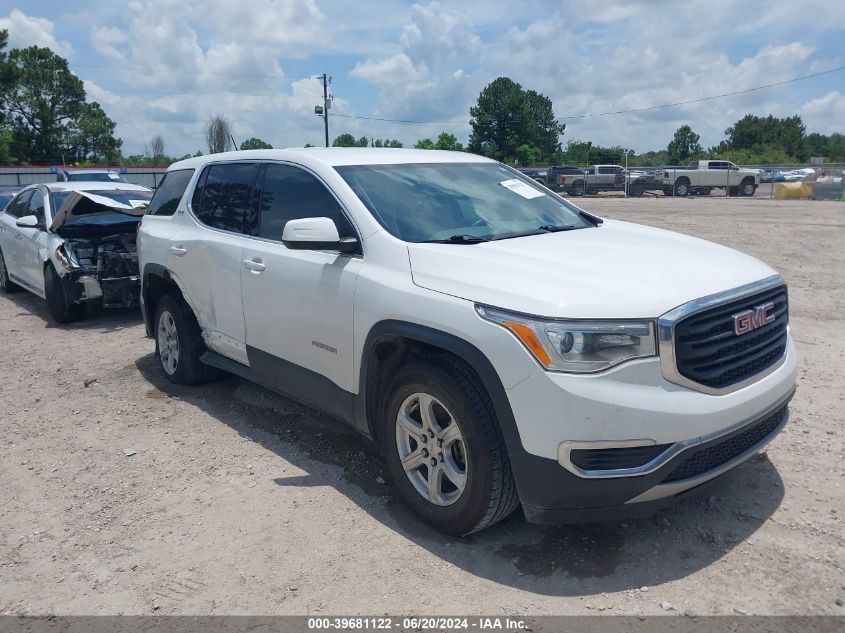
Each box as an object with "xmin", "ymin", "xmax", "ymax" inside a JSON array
[{"xmin": 335, "ymin": 162, "xmax": 593, "ymax": 242}]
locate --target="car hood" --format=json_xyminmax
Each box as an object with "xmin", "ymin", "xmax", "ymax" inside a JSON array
[
  {"xmin": 407, "ymin": 219, "xmax": 778, "ymax": 318},
  {"xmin": 50, "ymin": 190, "xmax": 146, "ymax": 234}
]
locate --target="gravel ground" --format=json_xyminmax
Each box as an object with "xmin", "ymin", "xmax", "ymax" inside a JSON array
[{"xmin": 0, "ymin": 197, "xmax": 843, "ymax": 616}]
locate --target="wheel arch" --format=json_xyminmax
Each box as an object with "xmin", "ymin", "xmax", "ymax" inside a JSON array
[
  {"xmin": 141, "ymin": 263, "xmax": 188, "ymax": 337},
  {"xmin": 356, "ymin": 320, "xmax": 522, "ymax": 450}
]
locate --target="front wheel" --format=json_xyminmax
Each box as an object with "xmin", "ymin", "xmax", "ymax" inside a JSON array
[
  {"xmin": 44, "ymin": 265, "xmax": 84, "ymax": 323},
  {"xmin": 154, "ymin": 294, "xmax": 214, "ymax": 385},
  {"xmin": 569, "ymin": 181, "xmax": 586, "ymax": 197},
  {"xmin": 380, "ymin": 359, "xmax": 519, "ymax": 535},
  {"xmin": 0, "ymin": 247, "xmax": 21, "ymax": 293}
]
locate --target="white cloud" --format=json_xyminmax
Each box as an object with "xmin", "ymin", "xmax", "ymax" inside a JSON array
[
  {"xmin": 0, "ymin": 9, "xmax": 72, "ymax": 56},
  {"xmin": 800, "ymin": 91, "xmax": 845, "ymax": 135}
]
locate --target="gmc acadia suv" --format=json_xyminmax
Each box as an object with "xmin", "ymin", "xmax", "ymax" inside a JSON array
[{"xmin": 137, "ymin": 148, "xmax": 796, "ymax": 535}]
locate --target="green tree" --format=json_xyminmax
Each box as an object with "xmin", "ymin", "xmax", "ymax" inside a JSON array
[
  {"xmin": 414, "ymin": 138, "xmax": 436, "ymax": 149},
  {"xmin": 468, "ymin": 77, "xmax": 564, "ymax": 163},
  {"xmin": 515, "ymin": 144, "xmax": 540, "ymax": 166},
  {"xmin": 332, "ymin": 133, "xmax": 357, "ymax": 147},
  {"xmin": 434, "ymin": 132, "xmax": 462, "ymax": 151},
  {"xmin": 725, "ymin": 114, "xmax": 806, "ymax": 159},
  {"xmin": 66, "ymin": 101, "xmax": 122, "ymax": 162},
  {"xmin": 240, "ymin": 137, "xmax": 272, "ymax": 150},
  {"xmin": 0, "ymin": 44, "xmax": 122, "ymax": 164},
  {"xmin": 666, "ymin": 125, "xmax": 702, "ymax": 164},
  {"xmin": 1, "ymin": 46, "xmax": 87, "ymax": 162},
  {"xmin": 372, "ymin": 138, "xmax": 403, "ymax": 148}
]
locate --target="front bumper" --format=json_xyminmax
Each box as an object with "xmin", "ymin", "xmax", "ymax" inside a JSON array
[
  {"xmin": 68, "ymin": 271, "xmax": 141, "ymax": 309},
  {"xmin": 513, "ymin": 389, "xmax": 792, "ymax": 524}
]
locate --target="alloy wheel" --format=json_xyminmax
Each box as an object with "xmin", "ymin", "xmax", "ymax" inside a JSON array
[
  {"xmin": 157, "ymin": 310, "xmax": 180, "ymax": 376},
  {"xmin": 395, "ymin": 392, "xmax": 468, "ymax": 506}
]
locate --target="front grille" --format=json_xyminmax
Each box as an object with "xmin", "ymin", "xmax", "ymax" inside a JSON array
[
  {"xmin": 663, "ymin": 405, "xmax": 787, "ymax": 482},
  {"xmin": 674, "ymin": 285, "xmax": 788, "ymax": 389},
  {"xmin": 570, "ymin": 443, "xmax": 671, "ymax": 471}
]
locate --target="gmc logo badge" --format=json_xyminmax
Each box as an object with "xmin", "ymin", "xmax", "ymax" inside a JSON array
[{"xmin": 733, "ymin": 302, "xmax": 775, "ymax": 336}]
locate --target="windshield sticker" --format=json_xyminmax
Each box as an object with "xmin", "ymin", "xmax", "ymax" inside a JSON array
[{"xmin": 498, "ymin": 179, "xmax": 545, "ymax": 199}]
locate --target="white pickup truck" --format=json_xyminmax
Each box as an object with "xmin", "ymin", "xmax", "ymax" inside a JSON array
[{"xmin": 661, "ymin": 160, "xmax": 760, "ymax": 197}]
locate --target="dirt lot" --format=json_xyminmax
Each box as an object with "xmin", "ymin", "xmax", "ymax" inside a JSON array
[{"xmin": 0, "ymin": 197, "xmax": 843, "ymax": 617}]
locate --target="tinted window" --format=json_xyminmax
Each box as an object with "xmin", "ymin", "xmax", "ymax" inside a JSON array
[
  {"xmin": 257, "ymin": 164, "xmax": 354, "ymax": 241},
  {"xmin": 147, "ymin": 169, "xmax": 195, "ymax": 216},
  {"xmin": 194, "ymin": 163, "xmax": 259, "ymax": 234},
  {"xmin": 710, "ymin": 161, "xmax": 728, "ymax": 170},
  {"xmin": 598, "ymin": 166, "xmax": 620, "ymax": 174},
  {"xmin": 28, "ymin": 190, "xmax": 46, "ymax": 225},
  {"xmin": 6, "ymin": 191, "xmax": 32, "ymax": 218}
]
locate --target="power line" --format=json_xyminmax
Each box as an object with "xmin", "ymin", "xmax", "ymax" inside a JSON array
[
  {"xmin": 558, "ymin": 64, "xmax": 845, "ymax": 120},
  {"xmin": 330, "ymin": 65, "xmax": 845, "ymax": 125}
]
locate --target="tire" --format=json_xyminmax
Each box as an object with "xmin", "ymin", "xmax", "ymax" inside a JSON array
[
  {"xmin": 628, "ymin": 187, "xmax": 643, "ymax": 197},
  {"xmin": 380, "ymin": 358, "xmax": 519, "ymax": 535},
  {"xmin": 154, "ymin": 293, "xmax": 215, "ymax": 385},
  {"xmin": 44, "ymin": 264, "xmax": 84, "ymax": 323},
  {"xmin": 739, "ymin": 180, "xmax": 756, "ymax": 197},
  {"xmin": 569, "ymin": 180, "xmax": 586, "ymax": 197},
  {"xmin": 674, "ymin": 179, "xmax": 690, "ymax": 197},
  {"xmin": 0, "ymin": 246, "xmax": 21, "ymax": 293}
]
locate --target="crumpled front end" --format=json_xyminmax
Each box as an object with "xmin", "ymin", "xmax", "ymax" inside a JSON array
[{"xmin": 56, "ymin": 234, "xmax": 141, "ymax": 309}]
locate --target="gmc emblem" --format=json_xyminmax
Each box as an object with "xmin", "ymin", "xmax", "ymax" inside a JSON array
[{"xmin": 733, "ymin": 301, "xmax": 775, "ymax": 336}]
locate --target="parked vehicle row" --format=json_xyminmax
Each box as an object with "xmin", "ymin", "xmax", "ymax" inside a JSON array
[{"xmin": 130, "ymin": 148, "xmax": 795, "ymax": 534}]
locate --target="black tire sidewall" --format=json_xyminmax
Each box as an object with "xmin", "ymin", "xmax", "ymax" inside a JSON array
[
  {"xmin": 44, "ymin": 264, "xmax": 82, "ymax": 323},
  {"xmin": 380, "ymin": 363, "xmax": 498, "ymax": 535},
  {"xmin": 154, "ymin": 294, "xmax": 209, "ymax": 385}
]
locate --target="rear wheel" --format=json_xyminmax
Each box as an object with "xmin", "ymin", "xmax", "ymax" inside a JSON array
[
  {"xmin": 44, "ymin": 265, "xmax": 84, "ymax": 323},
  {"xmin": 674, "ymin": 179, "xmax": 690, "ymax": 197},
  {"xmin": 380, "ymin": 359, "xmax": 519, "ymax": 535},
  {"xmin": 154, "ymin": 294, "xmax": 214, "ymax": 385},
  {"xmin": 0, "ymin": 247, "xmax": 21, "ymax": 293}
]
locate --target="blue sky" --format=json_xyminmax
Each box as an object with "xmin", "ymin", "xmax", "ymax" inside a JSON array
[{"xmin": 2, "ymin": 0, "xmax": 843, "ymax": 157}]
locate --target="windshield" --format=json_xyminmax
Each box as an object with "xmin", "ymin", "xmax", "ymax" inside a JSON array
[
  {"xmin": 66, "ymin": 172, "xmax": 124, "ymax": 182},
  {"xmin": 50, "ymin": 189, "xmax": 152, "ymax": 226},
  {"xmin": 336, "ymin": 162, "xmax": 593, "ymax": 242}
]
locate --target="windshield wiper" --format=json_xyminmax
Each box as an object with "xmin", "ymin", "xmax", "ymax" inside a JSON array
[
  {"xmin": 420, "ymin": 234, "xmax": 490, "ymax": 244},
  {"xmin": 538, "ymin": 224, "xmax": 580, "ymax": 232}
]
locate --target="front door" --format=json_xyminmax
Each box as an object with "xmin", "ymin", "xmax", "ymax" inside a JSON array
[{"xmin": 240, "ymin": 163, "xmax": 362, "ymax": 418}]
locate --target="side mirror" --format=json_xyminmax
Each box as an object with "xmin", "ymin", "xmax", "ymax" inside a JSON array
[
  {"xmin": 282, "ymin": 217, "xmax": 358, "ymax": 253},
  {"xmin": 15, "ymin": 214, "xmax": 40, "ymax": 229}
]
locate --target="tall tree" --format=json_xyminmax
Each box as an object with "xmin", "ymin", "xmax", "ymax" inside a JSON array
[
  {"xmin": 204, "ymin": 114, "xmax": 231, "ymax": 154},
  {"xmin": 666, "ymin": 125, "xmax": 702, "ymax": 164},
  {"xmin": 468, "ymin": 77, "xmax": 564, "ymax": 162},
  {"xmin": 1, "ymin": 46, "xmax": 86, "ymax": 163},
  {"xmin": 240, "ymin": 137, "xmax": 272, "ymax": 150},
  {"xmin": 65, "ymin": 101, "xmax": 122, "ymax": 163}
]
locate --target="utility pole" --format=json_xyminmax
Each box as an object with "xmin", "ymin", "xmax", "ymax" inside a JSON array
[{"xmin": 313, "ymin": 74, "xmax": 332, "ymax": 146}]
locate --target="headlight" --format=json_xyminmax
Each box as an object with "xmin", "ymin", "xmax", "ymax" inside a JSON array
[{"xmin": 477, "ymin": 305, "xmax": 656, "ymax": 373}]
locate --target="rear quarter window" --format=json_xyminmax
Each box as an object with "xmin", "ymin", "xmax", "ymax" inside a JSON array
[{"xmin": 146, "ymin": 169, "xmax": 195, "ymax": 216}]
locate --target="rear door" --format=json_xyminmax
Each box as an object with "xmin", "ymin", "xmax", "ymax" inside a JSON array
[
  {"xmin": 168, "ymin": 162, "xmax": 261, "ymax": 365},
  {"xmin": 240, "ymin": 163, "xmax": 362, "ymax": 416}
]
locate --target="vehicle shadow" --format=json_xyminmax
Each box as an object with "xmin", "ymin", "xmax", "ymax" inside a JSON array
[
  {"xmin": 134, "ymin": 352, "xmax": 785, "ymax": 597},
  {"xmin": 2, "ymin": 289, "xmax": 142, "ymax": 333}
]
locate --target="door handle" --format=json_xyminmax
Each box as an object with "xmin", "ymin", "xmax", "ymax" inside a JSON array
[
  {"xmin": 169, "ymin": 246, "xmax": 187, "ymax": 257},
  {"xmin": 243, "ymin": 258, "xmax": 266, "ymax": 272},
  {"xmin": 15, "ymin": 233, "xmax": 23, "ymax": 240}
]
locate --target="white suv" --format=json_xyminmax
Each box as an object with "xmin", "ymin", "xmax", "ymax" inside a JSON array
[{"xmin": 137, "ymin": 149, "xmax": 796, "ymax": 535}]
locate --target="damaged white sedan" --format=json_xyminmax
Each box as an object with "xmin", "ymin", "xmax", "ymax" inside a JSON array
[{"xmin": 0, "ymin": 182, "xmax": 153, "ymax": 322}]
